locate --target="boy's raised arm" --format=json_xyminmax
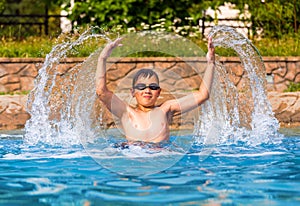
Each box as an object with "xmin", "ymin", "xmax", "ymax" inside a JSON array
[
  {"xmin": 95, "ymin": 38, "xmax": 127, "ymax": 118},
  {"xmin": 162, "ymin": 37, "xmax": 215, "ymax": 115},
  {"xmin": 96, "ymin": 38, "xmax": 122, "ymax": 93},
  {"xmin": 197, "ymin": 36, "xmax": 215, "ymax": 101}
]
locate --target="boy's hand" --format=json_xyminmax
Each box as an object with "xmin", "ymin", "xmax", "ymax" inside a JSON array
[
  {"xmin": 99, "ymin": 37, "xmax": 123, "ymax": 60},
  {"xmin": 206, "ymin": 37, "xmax": 215, "ymax": 64}
]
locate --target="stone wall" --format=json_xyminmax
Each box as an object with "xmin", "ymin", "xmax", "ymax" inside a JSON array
[
  {"xmin": 1, "ymin": 92, "xmax": 300, "ymax": 130},
  {"xmin": 268, "ymin": 92, "xmax": 300, "ymax": 127},
  {"xmin": 0, "ymin": 95, "xmax": 29, "ymax": 129},
  {"xmin": 264, "ymin": 57, "xmax": 300, "ymax": 92},
  {"xmin": 0, "ymin": 57, "xmax": 300, "ymax": 130},
  {"xmin": 0, "ymin": 57, "xmax": 300, "ymax": 93},
  {"xmin": 0, "ymin": 58, "xmax": 85, "ymax": 93}
]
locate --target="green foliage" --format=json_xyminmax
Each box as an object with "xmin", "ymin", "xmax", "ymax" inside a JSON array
[
  {"xmin": 2, "ymin": 0, "xmax": 299, "ymax": 40},
  {"xmin": 66, "ymin": 0, "xmax": 300, "ymax": 39},
  {"xmin": 0, "ymin": 32, "xmax": 106, "ymax": 58},
  {"xmin": 109, "ymin": 32, "xmax": 206, "ymax": 58},
  {"xmin": 284, "ymin": 82, "xmax": 300, "ymax": 92},
  {"xmin": 0, "ymin": 90, "xmax": 30, "ymax": 95},
  {"xmin": 3, "ymin": 0, "xmax": 68, "ymax": 14},
  {"xmin": 253, "ymin": 32, "xmax": 300, "ymax": 56},
  {"xmin": 231, "ymin": 0, "xmax": 300, "ymax": 38},
  {"xmin": 68, "ymin": 0, "xmax": 214, "ymax": 36},
  {"xmin": 1, "ymin": 33, "xmax": 299, "ymax": 58},
  {"xmin": 0, "ymin": 36, "xmax": 55, "ymax": 57},
  {"xmin": 0, "ymin": 0, "xmax": 5, "ymax": 14},
  {"xmin": 0, "ymin": 0, "xmax": 65, "ymax": 38}
]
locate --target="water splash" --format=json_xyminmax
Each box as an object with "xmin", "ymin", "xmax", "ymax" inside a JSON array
[
  {"xmin": 24, "ymin": 28, "xmax": 109, "ymax": 146},
  {"xmin": 24, "ymin": 29, "xmax": 204, "ymax": 148},
  {"xmin": 196, "ymin": 26, "xmax": 281, "ymax": 146},
  {"xmin": 24, "ymin": 26, "xmax": 281, "ymax": 148}
]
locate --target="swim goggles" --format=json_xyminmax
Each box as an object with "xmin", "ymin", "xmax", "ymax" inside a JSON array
[{"xmin": 133, "ymin": 83, "xmax": 160, "ymax": 90}]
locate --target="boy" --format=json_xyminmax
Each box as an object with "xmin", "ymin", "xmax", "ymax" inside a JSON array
[{"xmin": 96, "ymin": 37, "xmax": 215, "ymax": 143}]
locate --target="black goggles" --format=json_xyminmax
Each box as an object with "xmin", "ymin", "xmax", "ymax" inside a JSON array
[{"xmin": 133, "ymin": 83, "xmax": 160, "ymax": 90}]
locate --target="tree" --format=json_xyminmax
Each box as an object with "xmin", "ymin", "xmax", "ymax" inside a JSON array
[
  {"xmin": 66, "ymin": 0, "xmax": 215, "ymax": 34},
  {"xmin": 230, "ymin": 0, "xmax": 299, "ymax": 38}
]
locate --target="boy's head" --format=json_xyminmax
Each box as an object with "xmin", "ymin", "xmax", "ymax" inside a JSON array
[
  {"xmin": 131, "ymin": 69, "xmax": 161, "ymax": 108},
  {"xmin": 132, "ymin": 69, "xmax": 159, "ymax": 88}
]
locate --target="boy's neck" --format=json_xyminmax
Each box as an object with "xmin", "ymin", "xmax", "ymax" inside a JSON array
[{"xmin": 136, "ymin": 104, "xmax": 155, "ymax": 112}]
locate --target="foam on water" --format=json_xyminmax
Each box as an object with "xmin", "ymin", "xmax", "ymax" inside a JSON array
[
  {"xmin": 2, "ymin": 150, "xmax": 87, "ymax": 160},
  {"xmin": 213, "ymin": 151, "xmax": 286, "ymax": 158}
]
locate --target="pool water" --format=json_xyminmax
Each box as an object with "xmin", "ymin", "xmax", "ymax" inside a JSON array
[{"xmin": 0, "ymin": 129, "xmax": 299, "ymax": 205}]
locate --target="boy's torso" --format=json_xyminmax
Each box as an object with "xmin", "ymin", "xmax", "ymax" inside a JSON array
[{"xmin": 121, "ymin": 106, "xmax": 170, "ymax": 143}]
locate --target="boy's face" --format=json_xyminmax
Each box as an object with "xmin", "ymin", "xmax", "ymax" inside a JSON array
[{"xmin": 131, "ymin": 75, "xmax": 161, "ymax": 108}]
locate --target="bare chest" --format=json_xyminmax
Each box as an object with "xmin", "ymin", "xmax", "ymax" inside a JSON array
[{"xmin": 121, "ymin": 108, "xmax": 170, "ymax": 142}]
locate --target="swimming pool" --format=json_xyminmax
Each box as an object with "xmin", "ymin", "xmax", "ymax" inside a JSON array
[
  {"xmin": 3, "ymin": 26, "xmax": 298, "ymax": 205},
  {"xmin": 0, "ymin": 129, "xmax": 299, "ymax": 205}
]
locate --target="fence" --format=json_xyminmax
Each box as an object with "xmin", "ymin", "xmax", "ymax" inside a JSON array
[
  {"xmin": 0, "ymin": 5, "xmax": 69, "ymax": 38},
  {"xmin": 0, "ymin": 13, "xmax": 253, "ymax": 38}
]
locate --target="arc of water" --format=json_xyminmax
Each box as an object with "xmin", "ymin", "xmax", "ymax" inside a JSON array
[
  {"xmin": 24, "ymin": 28, "xmax": 109, "ymax": 145},
  {"xmin": 203, "ymin": 25, "xmax": 281, "ymax": 145}
]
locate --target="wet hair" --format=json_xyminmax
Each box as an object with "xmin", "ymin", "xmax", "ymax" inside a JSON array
[{"xmin": 132, "ymin": 69, "xmax": 159, "ymax": 88}]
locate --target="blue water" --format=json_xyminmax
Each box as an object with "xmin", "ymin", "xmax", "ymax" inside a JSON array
[
  {"xmin": 3, "ymin": 26, "xmax": 298, "ymax": 205},
  {"xmin": 0, "ymin": 129, "xmax": 299, "ymax": 205}
]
